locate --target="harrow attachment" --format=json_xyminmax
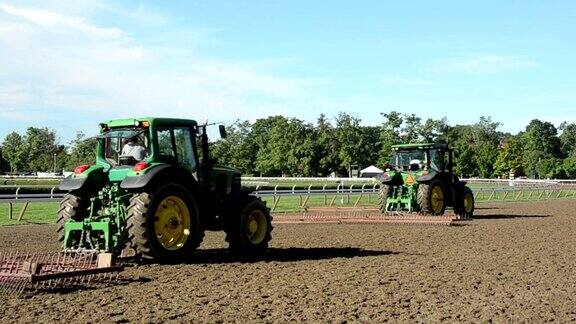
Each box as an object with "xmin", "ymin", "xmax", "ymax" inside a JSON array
[
  {"xmin": 273, "ymin": 207, "xmax": 471, "ymax": 225},
  {"xmin": 0, "ymin": 251, "xmax": 124, "ymax": 296}
]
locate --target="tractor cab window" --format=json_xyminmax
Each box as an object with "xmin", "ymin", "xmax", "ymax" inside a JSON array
[
  {"xmin": 100, "ymin": 128, "xmax": 149, "ymax": 166},
  {"xmin": 156, "ymin": 127, "xmax": 197, "ymax": 171},
  {"xmin": 157, "ymin": 128, "xmax": 175, "ymax": 162},
  {"xmin": 428, "ymin": 149, "xmax": 445, "ymax": 172},
  {"xmin": 174, "ymin": 127, "xmax": 197, "ymax": 171},
  {"xmin": 391, "ymin": 150, "xmax": 426, "ymax": 172}
]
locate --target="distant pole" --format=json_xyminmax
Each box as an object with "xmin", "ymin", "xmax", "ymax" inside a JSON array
[{"xmin": 53, "ymin": 153, "xmax": 57, "ymax": 173}]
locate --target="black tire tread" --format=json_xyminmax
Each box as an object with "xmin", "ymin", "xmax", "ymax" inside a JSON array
[
  {"xmin": 417, "ymin": 181, "xmax": 446, "ymax": 215},
  {"xmin": 379, "ymin": 185, "xmax": 391, "ymax": 213},
  {"xmin": 224, "ymin": 195, "xmax": 273, "ymax": 255},
  {"xmin": 454, "ymin": 186, "xmax": 475, "ymax": 219},
  {"xmin": 56, "ymin": 194, "xmax": 83, "ymax": 243},
  {"xmin": 124, "ymin": 189, "xmax": 204, "ymax": 261}
]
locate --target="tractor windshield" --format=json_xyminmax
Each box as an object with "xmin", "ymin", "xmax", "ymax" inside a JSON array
[
  {"xmin": 99, "ymin": 128, "xmax": 150, "ymax": 166},
  {"xmin": 390, "ymin": 150, "xmax": 427, "ymax": 171}
]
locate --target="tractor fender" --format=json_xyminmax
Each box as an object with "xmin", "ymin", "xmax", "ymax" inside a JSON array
[
  {"xmin": 59, "ymin": 167, "xmax": 105, "ymax": 192},
  {"xmin": 120, "ymin": 164, "xmax": 198, "ymax": 191},
  {"xmin": 376, "ymin": 172, "xmax": 402, "ymax": 186},
  {"xmin": 416, "ymin": 171, "xmax": 438, "ymax": 183}
]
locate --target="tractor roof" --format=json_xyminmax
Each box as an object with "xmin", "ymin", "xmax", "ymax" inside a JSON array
[
  {"xmin": 105, "ymin": 117, "xmax": 198, "ymax": 128},
  {"xmin": 391, "ymin": 143, "xmax": 448, "ymax": 151}
]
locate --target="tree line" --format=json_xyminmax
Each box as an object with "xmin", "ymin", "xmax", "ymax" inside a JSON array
[
  {"xmin": 1, "ymin": 113, "xmax": 575, "ymax": 179},
  {"xmin": 0, "ymin": 129, "xmax": 96, "ymax": 174},
  {"xmin": 211, "ymin": 113, "xmax": 576, "ymax": 179}
]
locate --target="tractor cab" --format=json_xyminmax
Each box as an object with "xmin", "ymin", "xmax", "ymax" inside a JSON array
[{"xmin": 388, "ymin": 143, "xmax": 451, "ymax": 174}]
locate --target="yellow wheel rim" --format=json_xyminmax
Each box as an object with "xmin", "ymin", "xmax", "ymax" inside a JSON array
[
  {"xmin": 431, "ymin": 186, "xmax": 444, "ymax": 214},
  {"xmin": 464, "ymin": 192, "xmax": 474, "ymax": 213},
  {"xmin": 154, "ymin": 196, "xmax": 191, "ymax": 251},
  {"xmin": 245, "ymin": 210, "xmax": 267, "ymax": 244}
]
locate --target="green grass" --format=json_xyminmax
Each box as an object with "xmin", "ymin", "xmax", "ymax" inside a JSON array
[
  {"xmin": 0, "ymin": 202, "xmax": 59, "ymax": 226},
  {"xmin": 261, "ymin": 194, "xmax": 379, "ymax": 212},
  {"xmin": 1, "ymin": 188, "xmax": 575, "ymax": 226}
]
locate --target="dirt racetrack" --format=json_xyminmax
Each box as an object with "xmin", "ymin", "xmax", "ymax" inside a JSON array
[{"xmin": 1, "ymin": 200, "xmax": 576, "ymax": 322}]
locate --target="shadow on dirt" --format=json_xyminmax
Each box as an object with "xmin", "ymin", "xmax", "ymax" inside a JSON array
[
  {"xmin": 183, "ymin": 247, "xmax": 398, "ymax": 264},
  {"xmin": 474, "ymin": 214, "xmax": 551, "ymax": 220},
  {"xmin": 474, "ymin": 206, "xmax": 502, "ymax": 210},
  {"xmin": 19, "ymin": 276, "xmax": 151, "ymax": 297}
]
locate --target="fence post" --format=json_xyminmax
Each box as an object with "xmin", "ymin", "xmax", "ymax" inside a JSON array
[
  {"xmin": 323, "ymin": 184, "xmax": 327, "ymax": 205},
  {"xmin": 18, "ymin": 202, "xmax": 29, "ymax": 221},
  {"xmin": 8, "ymin": 202, "xmax": 13, "ymax": 220},
  {"xmin": 50, "ymin": 186, "xmax": 56, "ymax": 199},
  {"xmin": 348, "ymin": 184, "xmax": 354, "ymax": 204},
  {"xmin": 15, "ymin": 187, "xmax": 21, "ymax": 200}
]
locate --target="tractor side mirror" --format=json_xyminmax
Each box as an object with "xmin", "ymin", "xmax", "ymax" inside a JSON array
[{"xmin": 219, "ymin": 125, "xmax": 227, "ymax": 139}]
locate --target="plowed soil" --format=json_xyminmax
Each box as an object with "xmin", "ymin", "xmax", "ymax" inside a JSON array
[{"xmin": 1, "ymin": 200, "xmax": 576, "ymax": 322}]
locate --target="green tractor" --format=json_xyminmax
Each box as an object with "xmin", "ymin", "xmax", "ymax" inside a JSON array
[
  {"xmin": 58, "ymin": 117, "xmax": 272, "ymax": 262},
  {"xmin": 378, "ymin": 143, "xmax": 474, "ymax": 218}
]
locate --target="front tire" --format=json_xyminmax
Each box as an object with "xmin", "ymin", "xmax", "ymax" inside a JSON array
[
  {"xmin": 379, "ymin": 184, "xmax": 391, "ymax": 213},
  {"xmin": 224, "ymin": 194, "xmax": 272, "ymax": 255},
  {"xmin": 455, "ymin": 186, "xmax": 475, "ymax": 219},
  {"xmin": 417, "ymin": 180, "xmax": 446, "ymax": 215},
  {"xmin": 124, "ymin": 184, "xmax": 203, "ymax": 262}
]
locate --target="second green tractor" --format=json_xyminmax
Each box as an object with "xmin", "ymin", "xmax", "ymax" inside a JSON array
[
  {"xmin": 378, "ymin": 143, "xmax": 475, "ymax": 218},
  {"xmin": 58, "ymin": 117, "xmax": 272, "ymax": 262}
]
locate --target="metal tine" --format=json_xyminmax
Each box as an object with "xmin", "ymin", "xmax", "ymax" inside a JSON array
[
  {"xmin": 1, "ymin": 280, "xmax": 10, "ymax": 295},
  {"xmin": 13, "ymin": 279, "xmax": 23, "ymax": 296},
  {"xmin": 7, "ymin": 279, "xmax": 17, "ymax": 296},
  {"xmin": 6, "ymin": 251, "xmax": 13, "ymax": 274},
  {"xmin": 0, "ymin": 252, "xmax": 6, "ymax": 273},
  {"xmin": 80, "ymin": 254, "xmax": 92, "ymax": 284}
]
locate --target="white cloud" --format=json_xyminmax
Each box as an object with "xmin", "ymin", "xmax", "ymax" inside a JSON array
[
  {"xmin": 0, "ymin": 2, "xmax": 320, "ymax": 126},
  {"xmin": 0, "ymin": 2, "xmax": 122, "ymax": 39},
  {"xmin": 429, "ymin": 54, "xmax": 537, "ymax": 74}
]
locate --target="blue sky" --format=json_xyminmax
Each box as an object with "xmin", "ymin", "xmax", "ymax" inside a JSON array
[{"xmin": 0, "ymin": 0, "xmax": 575, "ymax": 143}]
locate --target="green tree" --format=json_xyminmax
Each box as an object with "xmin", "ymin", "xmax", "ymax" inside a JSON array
[
  {"xmin": 494, "ymin": 137, "xmax": 525, "ymax": 178},
  {"xmin": 559, "ymin": 122, "xmax": 576, "ymax": 157},
  {"xmin": 1, "ymin": 132, "xmax": 26, "ymax": 173},
  {"xmin": 420, "ymin": 117, "xmax": 449, "ymax": 143},
  {"xmin": 66, "ymin": 131, "xmax": 97, "ymax": 171},
  {"xmin": 335, "ymin": 112, "xmax": 364, "ymax": 176},
  {"xmin": 401, "ymin": 114, "xmax": 421, "ymax": 143},
  {"xmin": 357, "ymin": 126, "xmax": 381, "ymax": 170},
  {"xmin": 378, "ymin": 111, "xmax": 403, "ymax": 167},
  {"xmin": 23, "ymin": 127, "xmax": 61, "ymax": 172},
  {"xmin": 562, "ymin": 157, "xmax": 576, "ymax": 178},
  {"xmin": 536, "ymin": 158, "xmax": 565, "ymax": 179},
  {"xmin": 212, "ymin": 120, "xmax": 257, "ymax": 175},
  {"xmin": 253, "ymin": 116, "xmax": 289, "ymax": 176},
  {"xmin": 522, "ymin": 119, "xmax": 561, "ymax": 178},
  {"xmin": 255, "ymin": 118, "xmax": 316, "ymax": 176},
  {"xmin": 315, "ymin": 114, "xmax": 339, "ymax": 176}
]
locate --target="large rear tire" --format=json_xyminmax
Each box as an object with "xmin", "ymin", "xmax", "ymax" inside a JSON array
[
  {"xmin": 378, "ymin": 185, "xmax": 391, "ymax": 213},
  {"xmin": 124, "ymin": 184, "xmax": 204, "ymax": 262},
  {"xmin": 56, "ymin": 194, "xmax": 86, "ymax": 246},
  {"xmin": 454, "ymin": 186, "xmax": 475, "ymax": 219},
  {"xmin": 417, "ymin": 180, "xmax": 446, "ymax": 215},
  {"xmin": 224, "ymin": 194, "xmax": 272, "ymax": 255}
]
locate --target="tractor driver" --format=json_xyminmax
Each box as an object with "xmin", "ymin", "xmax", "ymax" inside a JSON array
[
  {"xmin": 409, "ymin": 159, "xmax": 422, "ymax": 171},
  {"xmin": 121, "ymin": 136, "xmax": 147, "ymax": 161}
]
